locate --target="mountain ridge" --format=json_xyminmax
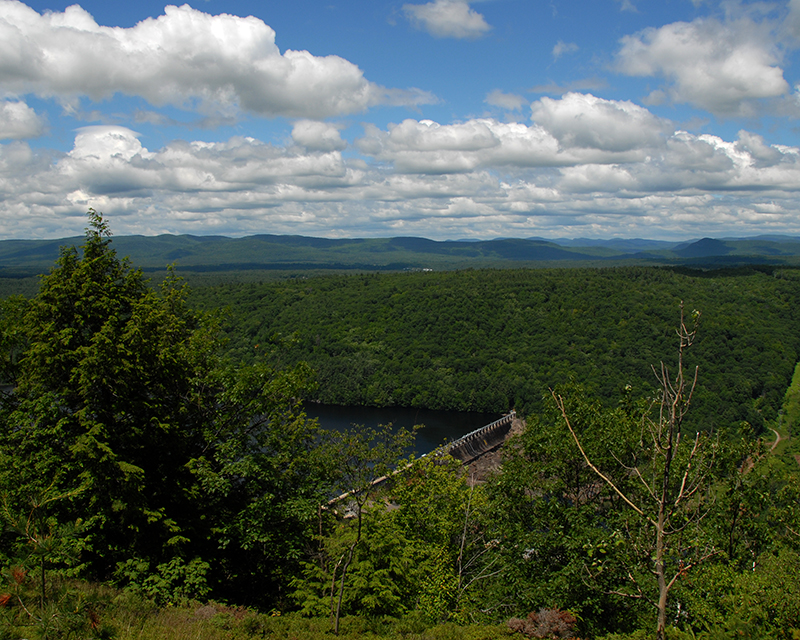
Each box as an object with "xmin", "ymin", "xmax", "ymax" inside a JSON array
[{"xmin": 1, "ymin": 233, "xmax": 799, "ymax": 280}]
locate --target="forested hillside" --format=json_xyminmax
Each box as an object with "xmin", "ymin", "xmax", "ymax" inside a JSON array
[
  {"xmin": 2, "ymin": 217, "xmax": 799, "ymax": 640},
  {"xmin": 191, "ymin": 266, "xmax": 800, "ymax": 434}
]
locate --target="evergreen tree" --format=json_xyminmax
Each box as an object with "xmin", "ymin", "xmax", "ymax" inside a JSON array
[
  {"xmin": 0, "ymin": 210, "xmax": 216, "ymax": 579},
  {"xmin": 0, "ymin": 211, "xmax": 338, "ymax": 611}
]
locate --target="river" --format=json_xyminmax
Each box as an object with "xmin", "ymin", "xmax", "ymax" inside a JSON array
[{"xmin": 302, "ymin": 403, "xmax": 502, "ymax": 455}]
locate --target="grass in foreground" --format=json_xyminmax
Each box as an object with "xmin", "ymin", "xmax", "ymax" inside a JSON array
[{"xmin": 1, "ymin": 583, "xmax": 512, "ymax": 640}]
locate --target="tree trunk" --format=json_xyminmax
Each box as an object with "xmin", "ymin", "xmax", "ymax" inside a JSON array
[
  {"xmin": 334, "ymin": 544, "xmax": 355, "ymax": 634},
  {"xmin": 655, "ymin": 521, "xmax": 667, "ymax": 640},
  {"xmin": 334, "ymin": 504, "xmax": 363, "ymax": 634}
]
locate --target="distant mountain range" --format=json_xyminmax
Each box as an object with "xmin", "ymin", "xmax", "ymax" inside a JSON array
[{"xmin": 1, "ymin": 233, "xmax": 799, "ymax": 280}]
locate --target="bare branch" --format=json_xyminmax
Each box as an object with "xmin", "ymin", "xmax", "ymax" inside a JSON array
[
  {"xmin": 632, "ymin": 466, "xmax": 658, "ymax": 502},
  {"xmin": 458, "ymin": 557, "xmax": 505, "ymax": 596},
  {"xmin": 606, "ymin": 570, "xmax": 655, "ymax": 608},
  {"xmin": 674, "ymin": 432, "xmax": 701, "ymax": 507},
  {"xmin": 551, "ymin": 390, "xmax": 655, "ymax": 527},
  {"xmin": 666, "ymin": 549, "xmax": 718, "ymax": 592}
]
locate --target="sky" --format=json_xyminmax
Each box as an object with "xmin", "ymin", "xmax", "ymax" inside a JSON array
[{"xmin": 3, "ymin": 0, "xmax": 800, "ymax": 240}]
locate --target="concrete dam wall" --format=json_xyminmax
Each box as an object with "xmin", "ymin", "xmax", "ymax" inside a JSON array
[{"xmin": 445, "ymin": 410, "xmax": 516, "ymax": 464}]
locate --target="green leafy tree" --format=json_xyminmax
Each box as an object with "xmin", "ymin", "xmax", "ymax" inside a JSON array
[
  {"xmin": 0, "ymin": 295, "xmax": 27, "ymax": 385},
  {"xmin": 292, "ymin": 423, "xmax": 415, "ymax": 631},
  {"xmin": 294, "ymin": 450, "xmax": 501, "ymax": 625},
  {"xmin": 188, "ymin": 360, "xmax": 337, "ymax": 608},
  {"xmin": 0, "ymin": 210, "xmax": 336, "ymax": 610},
  {"xmin": 0, "ymin": 210, "xmax": 217, "ymax": 581},
  {"xmin": 487, "ymin": 387, "xmax": 645, "ymax": 636},
  {"xmin": 388, "ymin": 453, "xmax": 501, "ymax": 622},
  {"xmin": 0, "ymin": 484, "xmax": 91, "ymax": 640}
]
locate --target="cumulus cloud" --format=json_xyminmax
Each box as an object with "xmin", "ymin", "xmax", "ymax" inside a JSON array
[
  {"xmin": 0, "ymin": 2, "xmax": 433, "ymax": 118},
  {"xmin": 785, "ymin": 0, "xmax": 800, "ymax": 40},
  {"xmin": 59, "ymin": 126, "xmax": 355, "ymax": 196},
  {"xmin": 0, "ymin": 100, "xmax": 44, "ymax": 139},
  {"xmin": 530, "ymin": 93, "xmax": 672, "ymax": 152},
  {"xmin": 403, "ymin": 0, "xmax": 491, "ymax": 39},
  {"xmin": 356, "ymin": 95, "xmax": 680, "ymax": 175},
  {"xmin": 358, "ymin": 118, "xmax": 569, "ymax": 173},
  {"xmin": 4, "ymin": 99, "xmax": 800, "ymax": 239},
  {"xmin": 616, "ymin": 16, "xmax": 789, "ymax": 116},
  {"xmin": 292, "ymin": 121, "xmax": 347, "ymax": 152}
]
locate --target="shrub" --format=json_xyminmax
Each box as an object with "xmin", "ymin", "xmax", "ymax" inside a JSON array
[{"xmin": 508, "ymin": 609, "xmax": 578, "ymax": 639}]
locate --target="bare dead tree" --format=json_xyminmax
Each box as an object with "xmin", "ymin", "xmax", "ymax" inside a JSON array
[{"xmin": 552, "ymin": 303, "xmax": 718, "ymax": 640}]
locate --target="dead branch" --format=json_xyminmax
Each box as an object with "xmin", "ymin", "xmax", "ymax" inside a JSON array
[{"xmin": 551, "ymin": 389, "xmax": 654, "ymax": 527}]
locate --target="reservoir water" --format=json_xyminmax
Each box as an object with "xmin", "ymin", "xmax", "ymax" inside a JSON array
[{"xmin": 303, "ymin": 403, "xmax": 502, "ymax": 455}]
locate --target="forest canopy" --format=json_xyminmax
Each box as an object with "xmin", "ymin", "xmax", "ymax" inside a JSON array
[
  {"xmin": 189, "ymin": 265, "xmax": 800, "ymax": 435},
  {"xmin": 1, "ymin": 213, "xmax": 799, "ymax": 640}
]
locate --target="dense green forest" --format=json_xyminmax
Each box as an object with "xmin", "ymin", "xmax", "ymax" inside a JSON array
[
  {"xmin": 1, "ymin": 214, "xmax": 799, "ymax": 640},
  {"xmin": 190, "ymin": 265, "xmax": 800, "ymax": 436}
]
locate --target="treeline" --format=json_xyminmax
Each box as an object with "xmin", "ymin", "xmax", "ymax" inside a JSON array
[{"xmin": 189, "ymin": 265, "xmax": 800, "ymax": 435}]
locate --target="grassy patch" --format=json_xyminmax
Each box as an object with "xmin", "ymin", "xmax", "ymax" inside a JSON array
[
  {"xmin": 771, "ymin": 362, "xmax": 800, "ymax": 464},
  {"xmin": 782, "ymin": 362, "xmax": 800, "ymax": 439},
  {"xmin": 110, "ymin": 605, "xmax": 513, "ymax": 640},
  {"xmin": 1, "ymin": 587, "xmax": 512, "ymax": 640}
]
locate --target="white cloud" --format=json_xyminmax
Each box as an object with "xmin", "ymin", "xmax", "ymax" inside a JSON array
[
  {"xmin": 292, "ymin": 121, "xmax": 347, "ymax": 152},
  {"xmin": 4, "ymin": 102, "xmax": 800, "ymax": 239},
  {"xmin": 785, "ymin": 0, "xmax": 800, "ymax": 40},
  {"xmin": 530, "ymin": 93, "xmax": 672, "ymax": 152},
  {"xmin": 552, "ymin": 40, "xmax": 578, "ymax": 60},
  {"xmin": 616, "ymin": 16, "xmax": 789, "ymax": 116},
  {"xmin": 356, "ymin": 98, "xmax": 679, "ymax": 175},
  {"xmin": 358, "ymin": 118, "xmax": 569, "ymax": 173},
  {"xmin": 0, "ymin": 2, "xmax": 433, "ymax": 119},
  {"xmin": 0, "ymin": 100, "xmax": 44, "ymax": 139},
  {"xmin": 403, "ymin": 0, "xmax": 491, "ymax": 39}
]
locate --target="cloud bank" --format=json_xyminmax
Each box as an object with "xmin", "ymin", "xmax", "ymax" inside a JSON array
[
  {"xmin": 616, "ymin": 15, "xmax": 790, "ymax": 116},
  {"xmin": 0, "ymin": 100, "xmax": 44, "ymax": 139},
  {"xmin": 0, "ymin": 1, "xmax": 432, "ymax": 118},
  {"xmin": 2, "ymin": 91, "xmax": 800, "ymax": 240}
]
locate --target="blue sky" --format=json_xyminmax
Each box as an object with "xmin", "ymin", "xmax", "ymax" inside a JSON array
[{"xmin": 2, "ymin": 0, "xmax": 800, "ymax": 240}]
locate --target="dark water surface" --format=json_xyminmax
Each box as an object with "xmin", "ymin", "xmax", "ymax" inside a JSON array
[{"xmin": 302, "ymin": 403, "xmax": 502, "ymax": 455}]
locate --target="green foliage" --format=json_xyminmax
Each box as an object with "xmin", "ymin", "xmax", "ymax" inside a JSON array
[
  {"xmin": 0, "ymin": 572, "xmax": 107, "ymax": 640},
  {"xmin": 189, "ymin": 361, "xmax": 336, "ymax": 607},
  {"xmin": 486, "ymin": 389, "xmax": 646, "ymax": 635},
  {"xmin": 0, "ymin": 211, "xmax": 334, "ymax": 610},
  {"xmin": 3, "ymin": 210, "xmax": 800, "ymax": 637},
  {"xmin": 1, "ymin": 483, "xmax": 86, "ymax": 586},
  {"xmin": 0, "ymin": 212, "xmax": 217, "ymax": 578},
  {"xmin": 388, "ymin": 454, "xmax": 500, "ymax": 623},
  {"xmin": 780, "ymin": 363, "xmax": 800, "ymax": 437},
  {"xmin": 190, "ymin": 266, "xmax": 800, "ymax": 435},
  {"xmin": 678, "ymin": 547, "xmax": 800, "ymax": 637},
  {"xmin": 115, "ymin": 556, "xmax": 210, "ymax": 605},
  {"xmin": 294, "ymin": 505, "xmax": 425, "ymax": 620},
  {"xmin": 487, "ymin": 360, "xmax": 792, "ymax": 639},
  {"xmin": 0, "ymin": 296, "xmax": 27, "ymax": 385},
  {"xmin": 0, "ymin": 485, "xmax": 93, "ymax": 640},
  {"xmin": 294, "ymin": 452, "xmax": 500, "ymax": 626}
]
